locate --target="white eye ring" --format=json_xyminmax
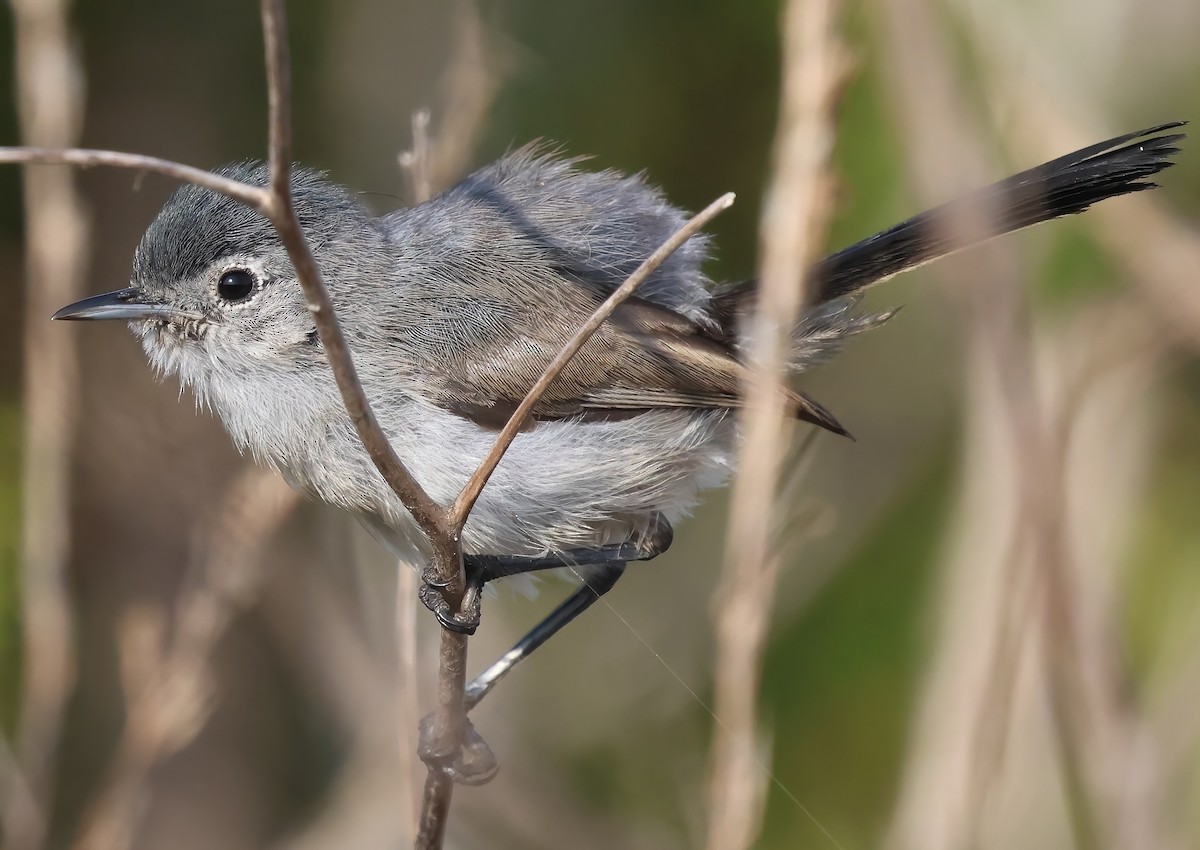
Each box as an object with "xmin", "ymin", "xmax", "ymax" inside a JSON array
[
  {"xmin": 213, "ymin": 260, "xmax": 267, "ymax": 307},
  {"xmin": 215, "ymin": 266, "xmax": 260, "ymax": 304}
]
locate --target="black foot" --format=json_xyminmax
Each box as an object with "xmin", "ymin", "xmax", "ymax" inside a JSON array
[
  {"xmin": 418, "ymin": 713, "xmax": 499, "ymax": 786},
  {"xmin": 419, "ymin": 565, "xmax": 482, "ymax": 635},
  {"xmin": 464, "ymin": 515, "xmax": 674, "ymax": 584}
]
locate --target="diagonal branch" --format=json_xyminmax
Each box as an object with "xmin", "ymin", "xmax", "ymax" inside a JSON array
[
  {"xmin": 256, "ymin": 0, "xmax": 451, "ymax": 548},
  {"xmin": 410, "ymin": 190, "xmax": 736, "ymax": 850},
  {"xmin": 258, "ymin": 7, "xmax": 466, "ymax": 845},
  {"xmin": 449, "ymin": 191, "xmax": 736, "ymax": 530}
]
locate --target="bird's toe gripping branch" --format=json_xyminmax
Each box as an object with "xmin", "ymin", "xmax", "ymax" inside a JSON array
[{"xmin": 419, "ymin": 563, "xmax": 484, "ymax": 635}]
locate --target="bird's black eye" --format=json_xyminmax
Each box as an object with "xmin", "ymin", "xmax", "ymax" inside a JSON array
[{"xmin": 217, "ymin": 268, "xmax": 257, "ymax": 302}]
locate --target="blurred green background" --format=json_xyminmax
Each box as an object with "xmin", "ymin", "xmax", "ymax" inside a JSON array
[{"xmin": 1, "ymin": 1, "xmax": 1198, "ymax": 849}]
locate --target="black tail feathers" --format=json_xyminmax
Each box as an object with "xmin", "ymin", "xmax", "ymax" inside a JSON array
[
  {"xmin": 705, "ymin": 122, "xmax": 1186, "ymax": 439},
  {"xmin": 811, "ymin": 122, "xmax": 1185, "ymax": 303}
]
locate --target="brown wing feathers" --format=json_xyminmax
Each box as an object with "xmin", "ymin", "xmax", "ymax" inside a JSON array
[{"xmin": 439, "ymin": 291, "xmax": 851, "ymax": 437}]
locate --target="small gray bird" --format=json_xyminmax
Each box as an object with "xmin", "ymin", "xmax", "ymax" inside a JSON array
[{"xmin": 54, "ymin": 124, "xmax": 1184, "ymax": 698}]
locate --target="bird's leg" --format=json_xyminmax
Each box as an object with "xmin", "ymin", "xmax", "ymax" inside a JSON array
[
  {"xmin": 464, "ymin": 559, "xmax": 626, "ymax": 710},
  {"xmin": 463, "ymin": 516, "xmax": 671, "ymax": 707},
  {"xmin": 416, "ymin": 516, "xmax": 672, "ymax": 784},
  {"xmin": 418, "ymin": 514, "xmax": 672, "ymax": 636},
  {"xmin": 416, "ymin": 563, "xmax": 630, "ymax": 785},
  {"xmin": 419, "ymin": 546, "xmax": 628, "ymax": 636}
]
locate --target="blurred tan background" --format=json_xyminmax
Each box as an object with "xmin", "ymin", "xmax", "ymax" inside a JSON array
[{"xmin": 1, "ymin": 1, "xmax": 1199, "ymax": 848}]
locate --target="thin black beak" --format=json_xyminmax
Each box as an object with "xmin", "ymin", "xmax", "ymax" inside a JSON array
[{"xmin": 52, "ymin": 288, "xmax": 179, "ymax": 322}]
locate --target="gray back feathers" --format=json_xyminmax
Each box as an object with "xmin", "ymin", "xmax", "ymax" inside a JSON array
[{"xmin": 385, "ymin": 143, "xmax": 717, "ymax": 325}]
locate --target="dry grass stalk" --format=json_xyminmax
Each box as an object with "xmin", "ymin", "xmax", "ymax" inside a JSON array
[
  {"xmin": 869, "ymin": 0, "xmax": 1065, "ymax": 844},
  {"xmin": 944, "ymin": 5, "xmax": 1185, "ymax": 845},
  {"xmin": 877, "ymin": 1, "xmax": 1177, "ymax": 847},
  {"xmin": 705, "ymin": 0, "xmax": 847, "ymax": 848},
  {"xmin": 4, "ymin": 1, "xmax": 89, "ymax": 848},
  {"xmin": 73, "ymin": 467, "xmax": 299, "ymax": 850}
]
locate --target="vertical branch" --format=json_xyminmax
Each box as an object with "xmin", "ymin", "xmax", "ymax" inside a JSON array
[
  {"xmin": 259, "ymin": 5, "xmax": 469, "ymax": 846},
  {"xmin": 705, "ymin": 1, "xmax": 846, "ymax": 848},
  {"xmin": 394, "ymin": 14, "xmax": 508, "ymax": 829},
  {"xmin": 420, "ymin": 1, "xmax": 505, "ymax": 194},
  {"xmin": 6, "ymin": 0, "xmax": 89, "ymax": 847},
  {"xmin": 393, "ymin": 105, "xmax": 435, "ymax": 850},
  {"xmin": 398, "ymin": 110, "xmax": 433, "ymax": 204}
]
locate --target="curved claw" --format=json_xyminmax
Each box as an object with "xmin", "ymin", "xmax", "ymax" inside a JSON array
[
  {"xmin": 418, "ymin": 715, "xmax": 499, "ymax": 786},
  {"xmin": 420, "ymin": 564, "xmax": 453, "ymax": 591},
  {"xmin": 436, "ymin": 607, "xmax": 480, "ymax": 635},
  {"xmin": 418, "ymin": 581, "xmax": 480, "ymax": 635}
]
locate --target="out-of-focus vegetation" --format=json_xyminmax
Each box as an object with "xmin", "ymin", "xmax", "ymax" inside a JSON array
[
  {"xmin": 0, "ymin": 405, "xmax": 21, "ymax": 730},
  {"xmin": 1, "ymin": 1, "xmax": 1198, "ymax": 849}
]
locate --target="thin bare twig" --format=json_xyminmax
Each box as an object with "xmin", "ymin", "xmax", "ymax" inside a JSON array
[
  {"xmin": 394, "ymin": 565, "xmax": 421, "ymax": 840},
  {"xmin": 399, "ymin": 110, "xmax": 434, "ymax": 204},
  {"xmin": 0, "ymin": 148, "xmax": 265, "ymax": 206},
  {"xmin": 269, "ymin": 6, "xmax": 466, "ymax": 847},
  {"xmin": 705, "ymin": 0, "xmax": 846, "ymax": 848},
  {"xmin": 450, "ymin": 191, "xmax": 736, "ymax": 530},
  {"xmin": 398, "ymin": 2, "xmax": 507, "ymax": 202},
  {"xmin": 418, "ymin": 2, "xmax": 506, "ymax": 195},
  {"xmin": 394, "ymin": 112, "xmax": 433, "ymax": 839}
]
